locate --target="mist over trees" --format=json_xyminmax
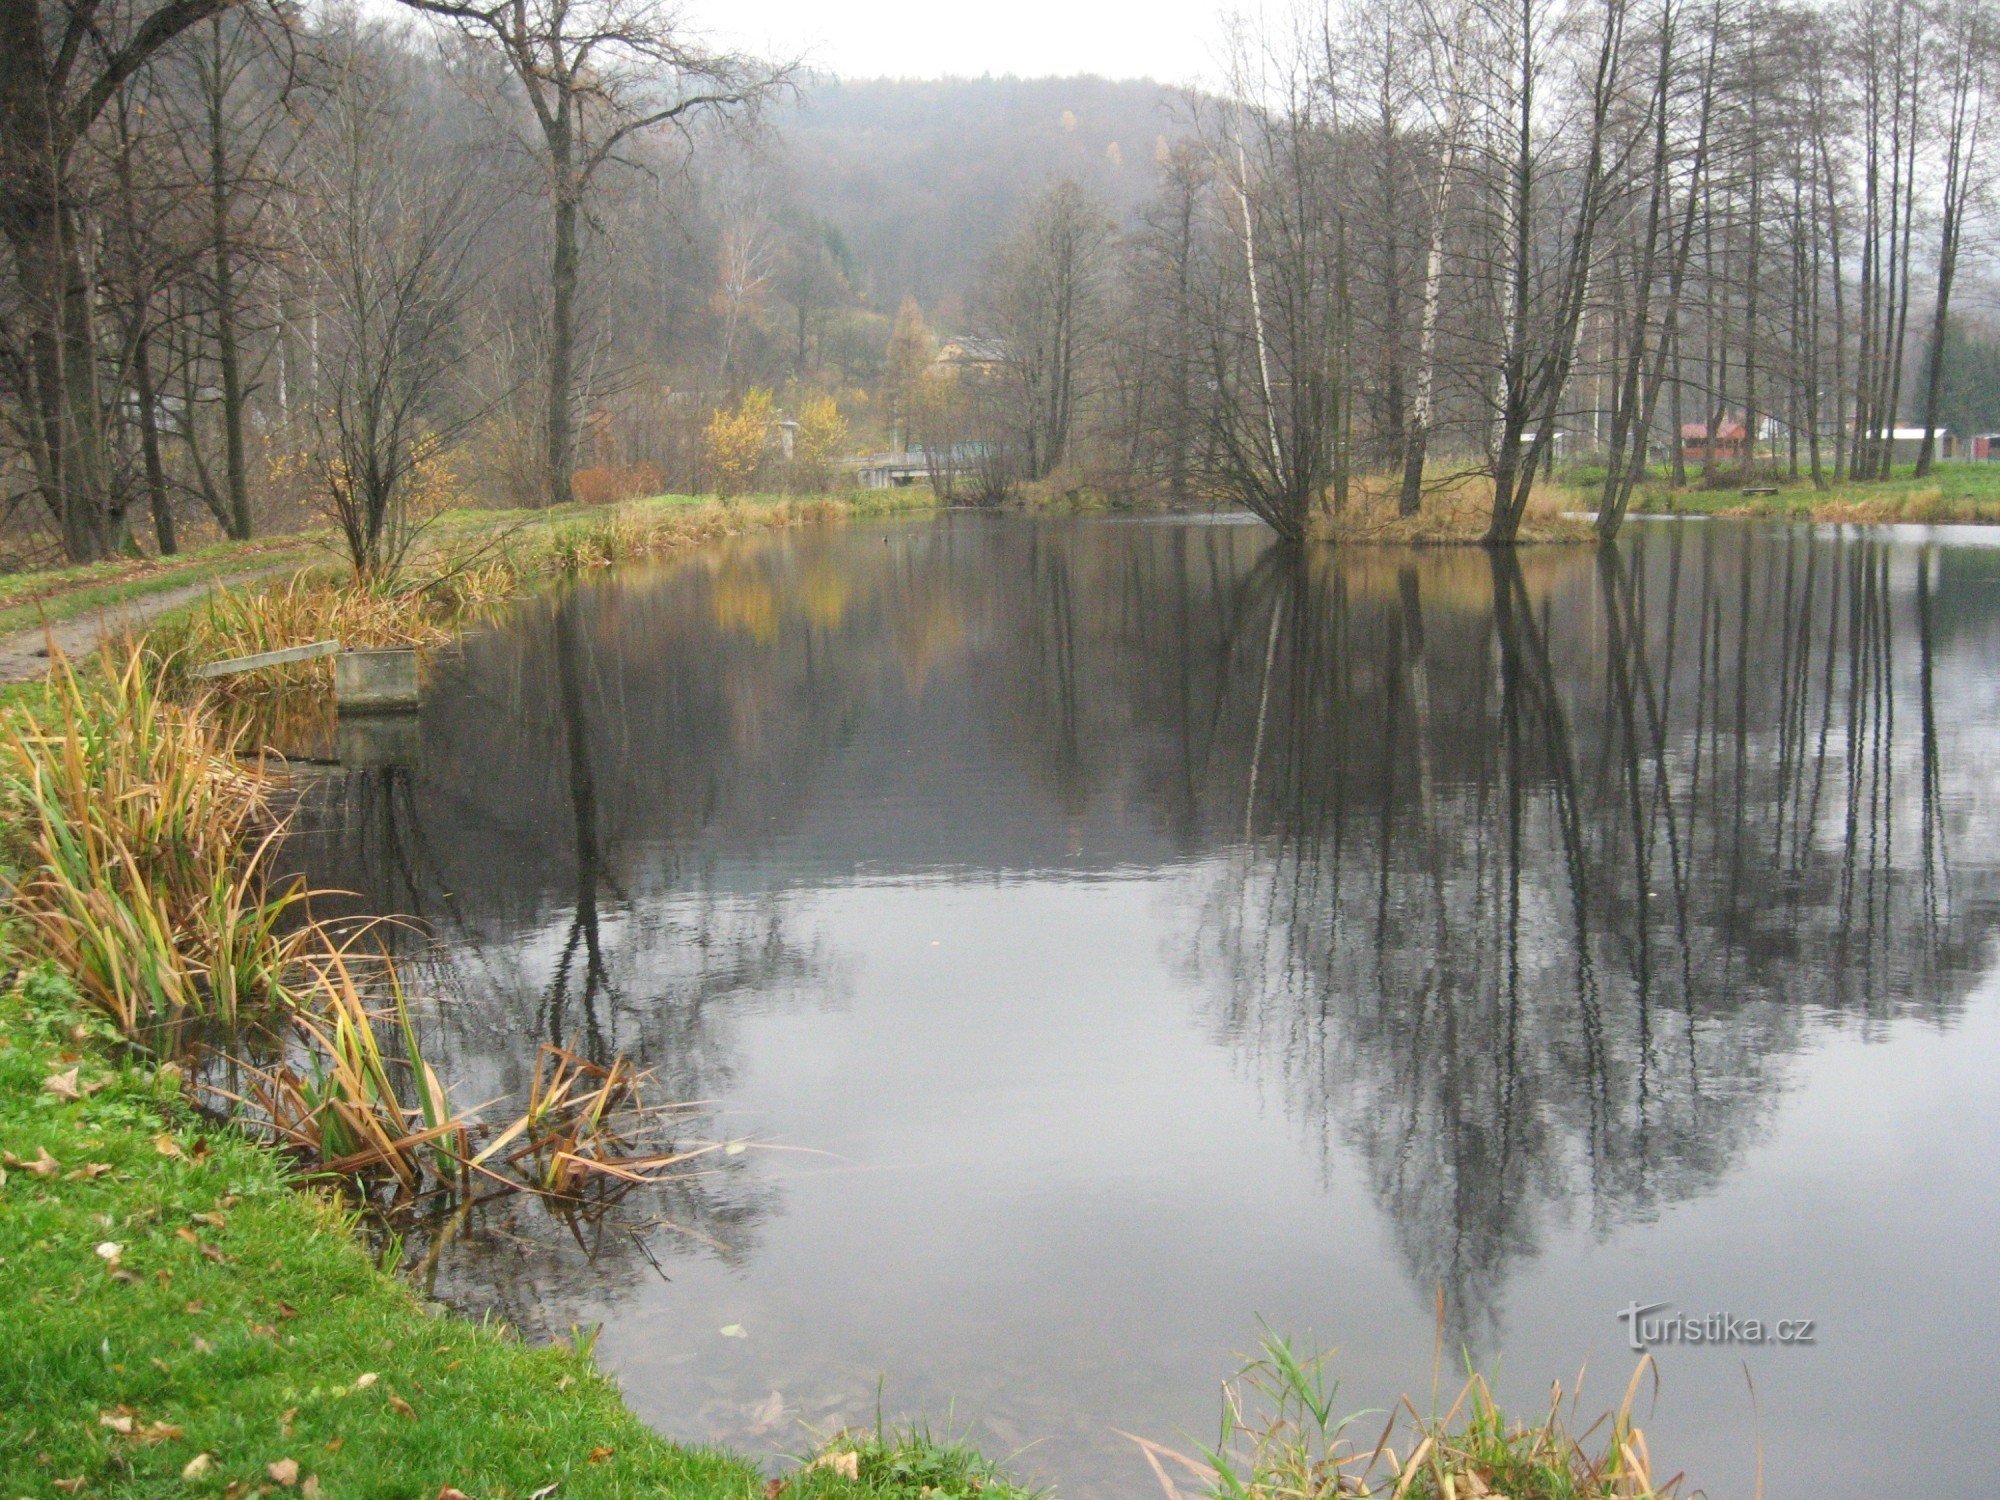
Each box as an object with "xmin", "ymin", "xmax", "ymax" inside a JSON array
[{"xmin": 1, "ymin": 0, "xmax": 1997, "ymax": 566}]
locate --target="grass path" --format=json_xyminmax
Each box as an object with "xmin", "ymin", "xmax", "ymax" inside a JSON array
[{"xmin": 0, "ymin": 564, "xmax": 307, "ymax": 685}]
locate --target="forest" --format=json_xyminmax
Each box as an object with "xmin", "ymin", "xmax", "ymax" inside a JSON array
[{"xmin": 1, "ymin": 0, "xmax": 1997, "ymax": 569}]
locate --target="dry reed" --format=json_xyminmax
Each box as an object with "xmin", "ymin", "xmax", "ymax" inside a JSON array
[{"xmin": 1313, "ymin": 473, "xmax": 1595, "ymax": 546}]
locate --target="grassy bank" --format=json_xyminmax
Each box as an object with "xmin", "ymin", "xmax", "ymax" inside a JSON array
[
  {"xmin": 136, "ymin": 491, "xmax": 934, "ymax": 703},
  {"xmin": 0, "ymin": 489, "xmax": 932, "ymax": 649},
  {"xmin": 0, "ymin": 957, "xmax": 761, "ymax": 1499},
  {"xmin": 1313, "ymin": 474, "xmax": 1593, "ymax": 545},
  {"xmin": 0, "ymin": 950, "xmax": 1048, "ymax": 1499},
  {"xmin": 1619, "ymin": 462, "xmax": 2000, "ymax": 524}
]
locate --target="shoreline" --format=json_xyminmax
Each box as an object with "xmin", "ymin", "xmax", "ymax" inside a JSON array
[{"xmin": 3, "ymin": 492, "xmax": 1681, "ymax": 1500}]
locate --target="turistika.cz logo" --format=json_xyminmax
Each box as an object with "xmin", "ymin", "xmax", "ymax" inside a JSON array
[{"xmin": 1616, "ymin": 1301, "xmax": 1818, "ymax": 1352}]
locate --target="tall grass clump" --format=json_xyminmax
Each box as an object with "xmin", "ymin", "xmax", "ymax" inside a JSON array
[
  {"xmin": 1314, "ymin": 474, "xmax": 1594, "ymax": 545},
  {"xmin": 0, "ymin": 648, "xmax": 313, "ymax": 1036},
  {"xmin": 1127, "ymin": 1333, "xmax": 1678, "ymax": 1500},
  {"xmin": 147, "ymin": 571, "xmax": 467, "ymax": 700}
]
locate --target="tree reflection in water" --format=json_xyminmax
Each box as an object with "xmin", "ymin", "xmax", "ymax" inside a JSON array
[
  {"xmin": 286, "ymin": 515, "xmax": 2000, "ymax": 1372},
  {"xmin": 1176, "ymin": 527, "xmax": 1982, "ymax": 1350}
]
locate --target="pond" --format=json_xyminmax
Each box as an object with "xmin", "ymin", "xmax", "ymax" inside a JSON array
[{"xmin": 292, "ymin": 513, "xmax": 2000, "ymax": 1498}]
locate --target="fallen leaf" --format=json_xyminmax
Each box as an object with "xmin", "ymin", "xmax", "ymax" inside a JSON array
[
  {"xmin": 436, "ymin": 1489, "xmax": 471, "ymax": 1500},
  {"xmin": 324, "ymin": 1436, "xmax": 345, "ymax": 1454},
  {"xmin": 4, "ymin": 1147, "xmax": 60, "ymax": 1178},
  {"xmin": 748, "ymin": 1390, "xmax": 785, "ymax": 1430},
  {"xmin": 99, "ymin": 1410, "xmax": 137, "ymax": 1435},
  {"xmin": 588, "ymin": 1446, "xmax": 615, "ymax": 1464},
  {"xmin": 718, "ymin": 1323, "xmax": 747, "ymax": 1339},
  {"xmin": 52, "ymin": 1478, "xmax": 85, "ymax": 1494},
  {"xmin": 66, "ymin": 1162, "xmax": 113, "ymax": 1181},
  {"xmin": 193, "ymin": 1211, "xmax": 227, "ymax": 1229},
  {"xmin": 529, "ymin": 1486, "xmax": 560, "ymax": 1500},
  {"xmin": 182, "ymin": 1453, "xmax": 214, "ymax": 1480},
  {"xmin": 153, "ymin": 1134, "xmax": 185, "ymax": 1159},
  {"xmin": 268, "ymin": 1457, "xmax": 300, "ymax": 1486},
  {"xmin": 808, "ymin": 1451, "xmax": 860, "ymax": 1481},
  {"xmin": 765, "ymin": 1480, "xmax": 788, "ymax": 1500},
  {"xmin": 44, "ymin": 1067, "xmax": 82, "ymax": 1101},
  {"xmin": 193, "ymin": 1336, "xmax": 215, "ymax": 1354},
  {"xmin": 302, "ymin": 1478, "xmax": 321, "ymax": 1499},
  {"xmin": 280, "ymin": 1406, "xmax": 297, "ymax": 1437},
  {"xmin": 387, "ymin": 1395, "xmax": 415, "ymax": 1420},
  {"xmin": 352, "ymin": 1372, "xmax": 378, "ymax": 1391},
  {"xmin": 94, "ymin": 1242, "xmax": 121, "ymax": 1264}
]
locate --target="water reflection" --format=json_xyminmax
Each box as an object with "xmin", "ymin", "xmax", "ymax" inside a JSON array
[
  {"xmin": 289, "ymin": 515, "xmax": 2000, "ymax": 1493},
  {"xmin": 1175, "ymin": 534, "xmax": 1985, "ymax": 1350}
]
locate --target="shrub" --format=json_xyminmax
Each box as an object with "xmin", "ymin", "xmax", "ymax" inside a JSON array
[{"xmin": 705, "ymin": 389, "xmax": 775, "ymax": 497}]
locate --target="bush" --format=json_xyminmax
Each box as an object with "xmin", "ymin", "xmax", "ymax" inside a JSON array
[
  {"xmin": 705, "ymin": 389, "xmax": 775, "ymax": 497},
  {"xmin": 571, "ymin": 462, "xmax": 667, "ymax": 507}
]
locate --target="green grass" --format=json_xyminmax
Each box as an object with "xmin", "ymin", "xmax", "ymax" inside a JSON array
[
  {"xmin": 0, "ymin": 950, "xmax": 1038, "ymax": 1500},
  {"xmin": 780, "ymin": 1425, "xmax": 1039, "ymax": 1500},
  {"xmin": 0, "ymin": 959, "xmax": 762, "ymax": 1498},
  {"xmin": 1620, "ymin": 460, "xmax": 2000, "ymax": 522}
]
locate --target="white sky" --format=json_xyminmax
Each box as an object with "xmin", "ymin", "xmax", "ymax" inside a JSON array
[{"xmin": 694, "ymin": 0, "xmax": 1230, "ymax": 85}]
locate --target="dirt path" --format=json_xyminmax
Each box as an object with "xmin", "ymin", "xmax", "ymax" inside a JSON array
[{"xmin": 0, "ymin": 565, "xmax": 294, "ymax": 684}]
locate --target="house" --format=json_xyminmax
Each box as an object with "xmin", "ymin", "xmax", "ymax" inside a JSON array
[
  {"xmin": 1883, "ymin": 427, "xmax": 1954, "ymax": 463},
  {"xmin": 1972, "ymin": 433, "xmax": 2000, "ymax": 461},
  {"xmin": 933, "ymin": 336, "xmax": 1009, "ymax": 372},
  {"xmin": 1680, "ymin": 418, "xmax": 1747, "ymax": 465}
]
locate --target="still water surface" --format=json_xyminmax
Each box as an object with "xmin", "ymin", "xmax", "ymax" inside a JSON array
[{"xmin": 296, "ymin": 515, "xmax": 2000, "ymax": 1497}]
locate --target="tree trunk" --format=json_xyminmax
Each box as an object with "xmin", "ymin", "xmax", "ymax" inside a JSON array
[
  {"xmin": 134, "ymin": 328, "xmax": 176, "ymax": 554},
  {"xmin": 547, "ymin": 183, "xmax": 579, "ymax": 508}
]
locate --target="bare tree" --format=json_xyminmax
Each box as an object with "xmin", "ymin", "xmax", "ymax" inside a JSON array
[
  {"xmin": 985, "ymin": 179, "xmax": 1115, "ymax": 485},
  {"xmin": 299, "ymin": 22, "xmax": 485, "ymax": 579},
  {"xmin": 1915, "ymin": 0, "xmax": 1994, "ymax": 475},
  {"xmin": 443, "ymin": 0, "xmax": 787, "ymax": 505},
  {"xmin": 0, "ymin": 0, "xmax": 255, "ymax": 559}
]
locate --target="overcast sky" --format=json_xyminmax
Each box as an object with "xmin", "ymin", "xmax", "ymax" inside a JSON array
[{"xmin": 696, "ymin": 0, "xmax": 1230, "ymax": 86}]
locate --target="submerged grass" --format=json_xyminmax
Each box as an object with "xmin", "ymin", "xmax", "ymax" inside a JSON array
[
  {"xmin": 0, "ymin": 646, "xmax": 753, "ymax": 1217},
  {"xmin": 785, "ymin": 1421, "xmax": 1041, "ymax": 1500}
]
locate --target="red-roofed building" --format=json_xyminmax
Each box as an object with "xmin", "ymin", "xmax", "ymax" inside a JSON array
[{"xmin": 1680, "ymin": 418, "xmax": 1748, "ymax": 465}]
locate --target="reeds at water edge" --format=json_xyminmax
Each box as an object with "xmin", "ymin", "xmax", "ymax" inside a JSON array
[
  {"xmin": 1125, "ymin": 1331, "xmax": 1681, "ymax": 1500},
  {"xmin": 2, "ymin": 643, "xmax": 740, "ymax": 1232}
]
